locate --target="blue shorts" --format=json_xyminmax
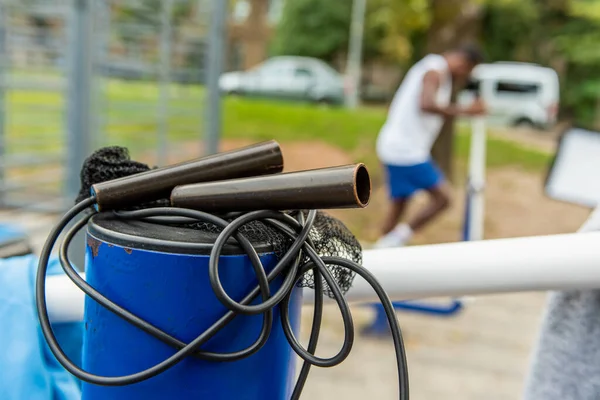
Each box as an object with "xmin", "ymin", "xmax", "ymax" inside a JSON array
[{"xmin": 384, "ymin": 160, "xmax": 444, "ymax": 199}]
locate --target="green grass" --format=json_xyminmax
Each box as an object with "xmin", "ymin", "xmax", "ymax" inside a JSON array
[
  {"xmin": 4, "ymin": 77, "xmax": 552, "ymax": 174},
  {"xmin": 455, "ymin": 131, "xmax": 552, "ymax": 171},
  {"xmin": 224, "ymin": 97, "xmax": 553, "ymax": 174},
  {"xmin": 223, "ymin": 97, "xmax": 385, "ymax": 151}
]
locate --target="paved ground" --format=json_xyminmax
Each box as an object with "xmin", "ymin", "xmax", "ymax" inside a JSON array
[{"xmin": 299, "ymin": 293, "xmax": 548, "ymax": 400}]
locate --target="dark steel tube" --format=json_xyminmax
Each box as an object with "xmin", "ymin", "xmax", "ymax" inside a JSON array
[
  {"xmin": 92, "ymin": 140, "xmax": 283, "ymax": 211},
  {"xmin": 170, "ymin": 164, "xmax": 371, "ymax": 212}
]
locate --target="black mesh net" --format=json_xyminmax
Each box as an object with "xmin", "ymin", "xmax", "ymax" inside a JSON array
[{"xmin": 77, "ymin": 146, "xmax": 360, "ymax": 296}]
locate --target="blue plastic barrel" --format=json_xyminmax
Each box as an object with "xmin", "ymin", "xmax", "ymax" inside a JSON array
[{"xmin": 82, "ymin": 213, "xmax": 302, "ymax": 400}]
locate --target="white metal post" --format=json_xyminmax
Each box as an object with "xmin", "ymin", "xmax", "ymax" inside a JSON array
[
  {"xmin": 345, "ymin": 0, "xmax": 367, "ymax": 109},
  {"xmin": 464, "ymin": 117, "xmax": 487, "ymax": 241}
]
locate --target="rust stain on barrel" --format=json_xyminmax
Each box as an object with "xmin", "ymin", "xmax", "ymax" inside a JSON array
[
  {"xmin": 87, "ymin": 236, "xmax": 101, "ymax": 258},
  {"xmin": 124, "ymin": 247, "xmax": 133, "ymax": 254}
]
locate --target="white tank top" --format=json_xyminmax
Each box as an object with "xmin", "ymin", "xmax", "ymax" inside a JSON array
[{"xmin": 376, "ymin": 54, "xmax": 453, "ymax": 166}]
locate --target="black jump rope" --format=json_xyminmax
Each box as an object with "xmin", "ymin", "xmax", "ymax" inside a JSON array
[{"xmin": 35, "ymin": 141, "xmax": 409, "ymax": 400}]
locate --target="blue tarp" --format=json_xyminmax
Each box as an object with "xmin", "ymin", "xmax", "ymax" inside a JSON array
[
  {"xmin": 0, "ymin": 255, "xmax": 82, "ymax": 400},
  {"xmin": 0, "ymin": 224, "xmax": 27, "ymax": 243}
]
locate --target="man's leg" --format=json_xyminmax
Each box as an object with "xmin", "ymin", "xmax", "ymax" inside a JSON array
[
  {"xmin": 406, "ymin": 181, "xmax": 452, "ymax": 231},
  {"xmin": 406, "ymin": 160, "xmax": 451, "ymax": 232},
  {"xmin": 381, "ymin": 197, "xmax": 409, "ymax": 236},
  {"xmin": 374, "ymin": 164, "xmax": 416, "ymax": 249},
  {"xmin": 375, "ymin": 197, "xmax": 412, "ymax": 248}
]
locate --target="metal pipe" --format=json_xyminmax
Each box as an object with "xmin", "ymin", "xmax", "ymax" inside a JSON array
[
  {"xmin": 170, "ymin": 164, "xmax": 371, "ymax": 212},
  {"xmin": 66, "ymin": 0, "xmax": 93, "ymax": 205},
  {"xmin": 92, "ymin": 140, "xmax": 283, "ymax": 211}
]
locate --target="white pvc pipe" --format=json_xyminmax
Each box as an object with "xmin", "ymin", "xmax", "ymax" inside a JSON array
[
  {"xmin": 46, "ymin": 274, "xmax": 86, "ymax": 324},
  {"xmin": 465, "ymin": 117, "xmax": 487, "ymax": 241},
  {"xmin": 46, "ymin": 230, "xmax": 600, "ymax": 322},
  {"xmin": 329, "ymin": 231, "xmax": 600, "ymax": 304}
]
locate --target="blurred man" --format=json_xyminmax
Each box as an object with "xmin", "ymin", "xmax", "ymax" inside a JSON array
[{"xmin": 374, "ymin": 45, "xmax": 486, "ymax": 249}]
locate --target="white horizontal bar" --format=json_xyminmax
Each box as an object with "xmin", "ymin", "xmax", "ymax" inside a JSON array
[
  {"xmin": 46, "ymin": 274, "xmax": 86, "ymax": 324},
  {"xmin": 330, "ymin": 231, "xmax": 600, "ymax": 304},
  {"xmin": 46, "ymin": 231, "xmax": 600, "ymax": 323}
]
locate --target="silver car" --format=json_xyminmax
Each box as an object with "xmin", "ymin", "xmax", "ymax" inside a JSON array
[{"xmin": 219, "ymin": 56, "xmax": 346, "ymax": 105}]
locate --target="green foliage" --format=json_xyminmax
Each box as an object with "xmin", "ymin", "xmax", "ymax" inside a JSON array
[
  {"xmin": 272, "ymin": 0, "xmax": 431, "ymax": 65},
  {"xmin": 271, "ymin": 0, "xmax": 353, "ymax": 62},
  {"xmin": 481, "ymin": 2, "xmax": 538, "ymax": 62},
  {"xmin": 365, "ymin": 0, "xmax": 430, "ymax": 63},
  {"xmin": 569, "ymin": 0, "xmax": 600, "ymax": 20},
  {"xmin": 480, "ymin": 0, "xmax": 600, "ymax": 126}
]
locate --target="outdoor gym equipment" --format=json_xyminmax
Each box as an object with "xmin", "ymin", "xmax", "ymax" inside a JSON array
[
  {"xmin": 35, "ymin": 141, "xmax": 409, "ymax": 399},
  {"xmin": 364, "ymin": 117, "xmax": 487, "ymax": 333}
]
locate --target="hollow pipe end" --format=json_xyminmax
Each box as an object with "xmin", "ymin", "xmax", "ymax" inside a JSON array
[{"xmin": 353, "ymin": 163, "xmax": 371, "ymax": 208}]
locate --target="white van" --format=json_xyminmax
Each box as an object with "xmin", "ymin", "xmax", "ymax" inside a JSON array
[{"xmin": 458, "ymin": 62, "xmax": 560, "ymax": 129}]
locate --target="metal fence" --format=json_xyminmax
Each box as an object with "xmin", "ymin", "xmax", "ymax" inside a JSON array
[
  {"xmin": 94, "ymin": 0, "xmax": 210, "ymax": 167},
  {"xmin": 0, "ymin": 0, "xmax": 70, "ymax": 213},
  {"xmin": 0, "ymin": 0, "xmax": 223, "ymax": 221}
]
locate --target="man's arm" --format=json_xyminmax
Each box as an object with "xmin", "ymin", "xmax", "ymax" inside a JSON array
[{"xmin": 420, "ymin": 70, "xmax": 484, "ymax": 117}]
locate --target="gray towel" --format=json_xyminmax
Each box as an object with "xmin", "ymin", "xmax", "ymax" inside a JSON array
[
  {"xmin": 524, "ymin": 208, "xmax": 600, "ymax": 399},
  {"xmin": 524, "ymin": 291, "xmax": 600, "ymax": 399}
]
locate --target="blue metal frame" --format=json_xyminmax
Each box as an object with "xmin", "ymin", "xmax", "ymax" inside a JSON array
[
  {"xmin": 362, "ymin": 300, "xmax": 465, "ymax": 336},
  {"xmin": 462, "ymin": 183, "xmax": 473, "ymax": 242},
  {"xmin": 391, "ymin": 299, "xmax": 463, "ymax": 315}
]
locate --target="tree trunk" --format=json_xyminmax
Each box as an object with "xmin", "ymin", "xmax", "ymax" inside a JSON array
[
  {"xmin": 245, "ymin": 0, "xmax": 270, "ymax": 68},
  {"xmin": 426, "ymin": 0, "xmax": 483, "ymax": 182},
  {"xmin": 227, "ymin": 0, "xmax": 271, "ymax": 70},
  {"xmin": 431, "ymin": 114, "xmax": 456, "ymax": 181}
]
